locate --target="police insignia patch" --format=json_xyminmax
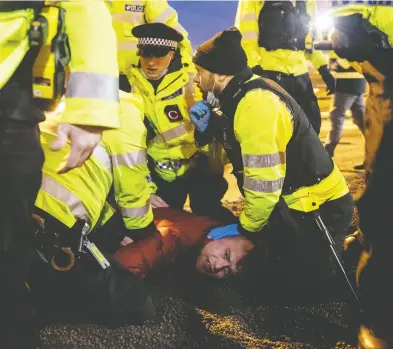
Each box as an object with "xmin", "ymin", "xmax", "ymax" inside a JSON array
[{"xmin": 164, "ymin": 105, "xmax": 183, "ymax": 122}]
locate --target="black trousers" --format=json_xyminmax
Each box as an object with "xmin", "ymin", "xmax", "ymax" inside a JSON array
[
  {"xmin": 255, "ymin": 193, "xmax": 355, "ymax": 295},
  {"xmin": 0, "ymin": 66, "xmax": 45, "ymax": 347},
  {"xmin": 259, "ymin": 71, "xmax": 322, "ymax": 134},
  {"xmin": 151, "ymin": 155, "xmax": 236, "ymax": 224},
  {"xmin": 29, "ymin": 210, "xmax": 156, "ymax": 326}
]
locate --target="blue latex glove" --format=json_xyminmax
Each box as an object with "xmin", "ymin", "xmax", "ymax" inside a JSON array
[
  {"xmin": 189, "ymin": 101, "xmax": 211, "ymax": 132},
  {"xmin": 208, "ymin": 224, "xmax": 241, "ymax": 240}
]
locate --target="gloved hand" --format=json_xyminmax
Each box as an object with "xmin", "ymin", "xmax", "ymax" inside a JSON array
[
  {"xmin": 189, "ymin": 101, "xmax": 211, "ymax": 132},
  {"xmin": 252, "ymin": 65, "xmax": 264, "ymax": 77},
  {"xmin": 208, "ymin": 224, "xmax": 241, "ymax": 240},
  {"xmin": 318, "ymin": 65, "xmax": 336, "ymax": 95}
]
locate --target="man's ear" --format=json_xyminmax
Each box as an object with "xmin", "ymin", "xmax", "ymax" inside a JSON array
[{"xmin": 169, "ymin": 51, "xmax": 175, "ymax": 60}]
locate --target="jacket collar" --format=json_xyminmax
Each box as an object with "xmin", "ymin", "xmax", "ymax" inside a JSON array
[{"xmin": 219, "ymin": 67, "xmax": 253, "ymax": 115}]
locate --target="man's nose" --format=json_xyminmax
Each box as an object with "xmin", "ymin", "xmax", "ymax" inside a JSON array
[{"xmin": 214, "ymin": 259, "xmax": 231, "ymax": 273}]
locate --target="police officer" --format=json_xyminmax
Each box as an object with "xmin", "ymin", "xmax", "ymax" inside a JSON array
[
  {"xmin": 109, "ymin": 0, "xmax": 196, "ymax": 106},
  {"xmin": 0, "ymin": 1, "xmax": 119, "ymax": 347},
  {"xmin": 329, "ymin": 1, "xmax": 393, "ymax": 347},
  {"xmin": 129, "ymin": 23, "xmax": 234, "ymax": 223},
  {"xmin": 29, "ymin": 92, "xmax": 156, "ymax": 327},
  {"xmin": 235, "ymin": 0, "xmax": 336, "ymax": 134},
  {"xmin": 190, "ymin": 28, "xmax": 354, "ymax": 290},
  {"xmin": 324, "ymin": 53, "xmax": 367, "ymax": 163}
]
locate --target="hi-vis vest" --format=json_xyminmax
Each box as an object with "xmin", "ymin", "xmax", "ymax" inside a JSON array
[
  {"xmin": 35, "ymin": 92, "xmax": 153, "ymax": 232},
  {"xmin": 129, "ymin": 63, "xmax": 201, "ymax": 183},
  {"xmin": 0, "ymin": 1, "xmax": 120, "ymax": 129},
  {"xmin": 235, "ymin": 0, "xmax": 327, "ymax": 76},
  {"xmin": 214, "ymin": 68, "xmax": 348, "ymax": 232},
  {"xmin": 257, "ymin": 1, "xmax": 310, "ymax": 51}
]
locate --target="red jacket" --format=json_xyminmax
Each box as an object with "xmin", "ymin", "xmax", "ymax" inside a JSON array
[{"xmin": 114, "ymin": 208, "xmax": 220, "ymax": 278}]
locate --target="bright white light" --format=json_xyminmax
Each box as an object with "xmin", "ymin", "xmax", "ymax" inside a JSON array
[
  {"xmin": 315, "ymin": 14, "xmax": 333, "ymax": 32},
  {"xmin": 54, "ymin": 97, "xmax": 66, "ymax": 114}
]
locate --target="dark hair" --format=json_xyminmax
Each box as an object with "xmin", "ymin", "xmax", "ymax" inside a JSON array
[{"xmin": 236, "ymin": 244, "xmax": 270, "ymax": 277}]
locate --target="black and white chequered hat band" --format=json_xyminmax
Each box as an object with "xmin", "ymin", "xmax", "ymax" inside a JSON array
[{"xmin": 139, "ymin": 37, "xmax": 178, "ymax": 48}]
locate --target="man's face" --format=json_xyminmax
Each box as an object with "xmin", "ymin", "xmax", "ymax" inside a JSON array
[
  {"xmin": 194, "ymin": 65, "xmax": 216, "ymax": 94},
  {"xmin": 196, "ymin": 237, "xmax": 254, "ymax": 279},
  {"xmin": 140, "ymin": 51, "xmax": 174, "ymax": 80}
]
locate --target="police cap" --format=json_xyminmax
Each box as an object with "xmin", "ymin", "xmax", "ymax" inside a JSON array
[{"xmin": 132, "ymin": 23, "xmax": 184, "ymax": 57}]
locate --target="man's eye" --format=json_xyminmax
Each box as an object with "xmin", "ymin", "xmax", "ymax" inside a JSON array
[
  {"xmin": 224, "ymin": 250, "xmax": 230, "ymax": 262},
  {"xmin": 207, "ymin": 259, "xmax": 213, "ymax": 274}
]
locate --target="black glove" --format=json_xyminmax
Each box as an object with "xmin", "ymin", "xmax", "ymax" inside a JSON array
[
  {"xmin": 252, "ymin": 65, "xmax": 264, "ymax": 77},
  {"xmin": 318, "ymin": 65, "xmax": 336, "ymax": 95}
]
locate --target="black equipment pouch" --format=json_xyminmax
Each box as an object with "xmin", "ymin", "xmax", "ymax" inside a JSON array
[
  {"xmin": 33, "ymin": 215, "xmax": 110, "ymax": 272},
  {"xmin": 30, "ymin": 5, "xmax": 70, "ymax": 111}
]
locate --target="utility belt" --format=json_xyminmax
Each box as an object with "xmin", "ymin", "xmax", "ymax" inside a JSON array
[
  {"xmin": 32, "ymin": 212, "xmax": 110, "ymax": 273},
  {"xmin": 29, "ymin": 5, "xmax": 70, "ymax": 111},
  {"xmin": 152, "ymin": 152, "xmax": 199, "ymax": 173}
]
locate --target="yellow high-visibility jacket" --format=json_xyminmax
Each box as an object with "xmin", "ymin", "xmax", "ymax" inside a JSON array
[
  {"xmin": 0, "ymin": 1, "xmax": 120, "ymax": 129},
  {"xmin": 108, "ymin": 0, "xmax": 194, "ymax": 77},
  {"xmin": 129, "ymin": 64, "xmax": 202, "ymax": 182},
  {"xmin": 234, "ymin": 77, "xmax": 349, "ymax": 232},
  {"xmin": 235, "ymin": 0, "xmax": 327, "ymax": 76},
  {"xmin": 35, "ymin": 92, "xmax": 153, "ymax": 232}
]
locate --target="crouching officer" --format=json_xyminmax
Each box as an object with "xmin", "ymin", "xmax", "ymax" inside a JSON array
[
  {"xmin": 0, "ymin": 1, "xmax": 119, "ymax": 346},
  {"xmin": 328, "ymin": 2, "xmax": 393, "ymax": 347},
  {"xmin": 190, "ymin": 28, "xmax": 354, "ymax": 291},
  {"xmin": 128, "ymin": 23, "xmax": 234, "ymax": 223},
  {"xmin": 29, "ymin": 92, "xmax": 156, "ymax": 326},
  {"xmin": 235, "ymin": 0, "xmax": 336, "ymax": 134}
]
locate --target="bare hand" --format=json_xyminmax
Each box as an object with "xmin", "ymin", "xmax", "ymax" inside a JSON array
[
  {"xmin": 150, "ymin": 194, "xmax": 169, "ymax": 208},
  {"xmin": 121, "ymin": 236, "xmax": 134, "ymax": 246},
  {"xmin": 50, "ymin": 123, "xmax": 103, "ymax": 174}
]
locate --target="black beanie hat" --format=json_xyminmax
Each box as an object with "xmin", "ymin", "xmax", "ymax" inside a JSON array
[{"xmin": 193, "ymin": 27, "xmax": 247, "ymax": 75}]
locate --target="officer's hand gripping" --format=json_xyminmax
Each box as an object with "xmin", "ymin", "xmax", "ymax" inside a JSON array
[{"xmin": 51, "ymin": 123, "xmax": 103, "ymax": 174}]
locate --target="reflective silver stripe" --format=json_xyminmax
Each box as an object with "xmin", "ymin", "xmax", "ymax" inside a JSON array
[
  {"xmin": 120, "ymin": 201, "xmax": 150, "ymax": 218},
  {"xmin": 152, "ymin": 124, "xmax": 188, "ymax": 143},
  {"xmin": 112, "ymin": 12, "xmax": 143, "ymax": 25},
  {"xmin": 331, "ymin": 72, "xmax": 364, "ymax": 79},
  {"xmin": 242, "ymin": 31, "xmax": 258, "ymax": 41},
  {"xmin": 243, "ymin": 176, "xmax": 285, "ymax": 193},
  {"xmin": 66, "ymin": 72, "xmax": 119, "ymax": 102},
  {"xmin": 112, "ymin": 150, "xmax": 147, "ymax": 168},
  {"xmin": 241, "ymin": 12, "xmax": 258, "ymax": 21},
  {"xmin": 40, "ymin": 175, "xmax": 89, "ymax": 221},
  {"xmin": 92, "ymin": 144, "xmax": 112, "ymax": 173},
  {"xmin": 174, "ymin": 23, "xmax": 187, "ymax": 35},
  {"xmin": 243, "ymin": 152, "xmax": 286, "ymax": 168},
  {"xmin": 151, "ymin": 7, "xmax": 175, "ymax": 23},
  {"xmin": 117, "ymin": 40, "xmax": 138, "ymax": 51}
]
